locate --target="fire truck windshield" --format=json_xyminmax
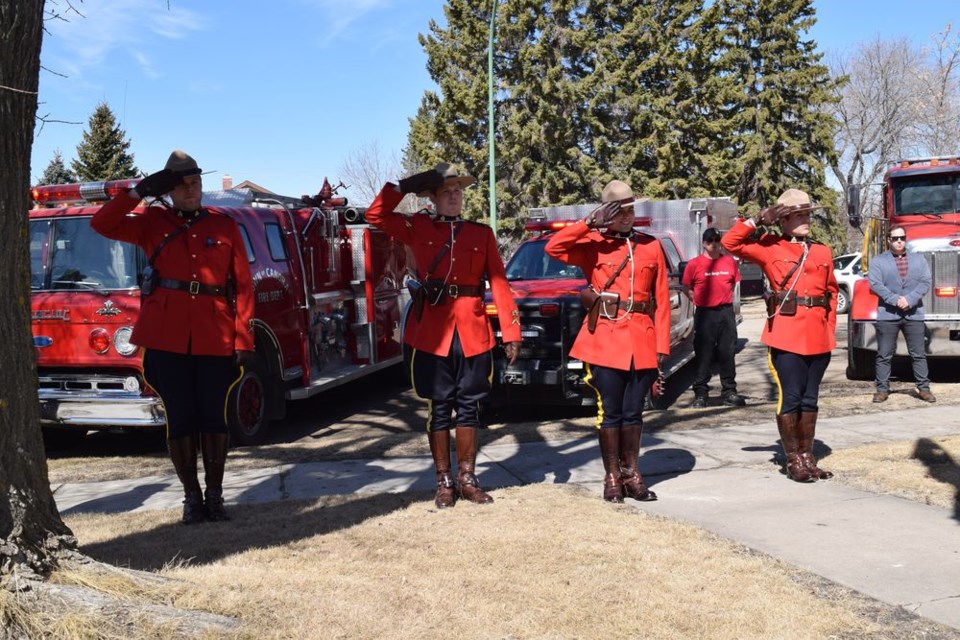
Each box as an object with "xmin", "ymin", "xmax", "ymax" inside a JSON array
[
  {"xmin": 30, "ymin": 217, "xmax": 143, "ymax": 291},
  {"xmin": 505, "ymin": 238, "xmax": 584, "ymax": 281},
  {"xmin": 892, "ymin": 173, "xmax": 960, "ymax": 216}
]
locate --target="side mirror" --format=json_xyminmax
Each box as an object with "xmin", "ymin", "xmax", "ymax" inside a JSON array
[
  {"xmin": 677, "ymin": 260, "xmax": 688, "ymax": 279},
  {"xmin": 846, "ymin": 184, "xmax": 861, "ymax": 228}
]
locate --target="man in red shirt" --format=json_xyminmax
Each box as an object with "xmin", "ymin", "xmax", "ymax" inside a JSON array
[{"xmin": 682, "ymin": 228, "xmax": 745, "ymax": 408}]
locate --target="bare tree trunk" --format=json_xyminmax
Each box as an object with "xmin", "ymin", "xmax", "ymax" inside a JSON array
[{"xmin": 0, "ymin": 0, "xmax": 77, "ymax": 580}]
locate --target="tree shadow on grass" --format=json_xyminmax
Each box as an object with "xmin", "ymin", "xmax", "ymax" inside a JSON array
[
  {"xmin": 77, "ymin": 491, "xmax": 423, "ymax": 571},
  {"xmin": 912, "ymin": 437, "xmax": 960, "ymax": 523}
]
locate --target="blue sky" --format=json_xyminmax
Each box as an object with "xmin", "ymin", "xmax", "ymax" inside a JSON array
[{"xmin": 31, "ymin": 0, "xmax": 958, "ymax": 204}]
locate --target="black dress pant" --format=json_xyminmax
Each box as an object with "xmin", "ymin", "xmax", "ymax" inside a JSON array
[{"xmin": 692, "ymin": 304, "xmax": 738, "ymax": 397}]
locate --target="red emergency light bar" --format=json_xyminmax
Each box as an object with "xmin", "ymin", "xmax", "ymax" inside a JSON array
[
  {"xmin": 935, "ymin": 286, "xmax": 958, "ymax": 297},
  {"xmin": 32, "ymin": 179, "xmax": 140, "ymax": 206}
]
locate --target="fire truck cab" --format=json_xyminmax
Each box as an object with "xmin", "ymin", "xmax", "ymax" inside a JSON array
[
  {"xmin": 30, "ymin": 179, "xmax": 412, "ymax": 446},
  {"xmin": 846, "ymin": 156, "xmax": 960, "ymax": 379},
  {"xmin": 486, "ymin": 197, "xmax": 740, "ymax": 407}
]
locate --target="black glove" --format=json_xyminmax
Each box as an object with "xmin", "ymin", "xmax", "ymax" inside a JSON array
[
  {"xmin": 135, "ymin": 169, "xmax": 182, "ymax": 199},
  {"xmin": 398, "ymin": 169, "xmax": 444, "ymax": 195},
  {"xmin": 585, "ymin": 201, "xmax": 622, "ymax": 228}
]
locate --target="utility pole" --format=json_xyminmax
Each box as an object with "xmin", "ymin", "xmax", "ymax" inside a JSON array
[{"xmin": 487, "ymin": 0, "xmax": 498, "ymax": 238}]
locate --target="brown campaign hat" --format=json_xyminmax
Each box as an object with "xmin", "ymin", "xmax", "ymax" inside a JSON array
[
  {"xmin": 601, "ymin": 179, "xmax": 648, "ymax": 208},
  {"xmin": 419, "ymin": 162, "xmax": 476, "ymax": 196},
  {"xmin": 164, "ymin": 150, "xmax": 202, "ymax": 177},
  {"xmin": 776, "ymin": 188, "xmax": 821, "ymax": 213}
]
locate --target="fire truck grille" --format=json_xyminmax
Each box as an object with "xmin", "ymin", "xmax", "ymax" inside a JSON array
[
  {"xmin": 922, "ymin": 251, "xmax": 960, "ymax": 315},
  {"xmin": 37, "ymin": 373, "xmax": 141, "ymax": 395},
  {"xmin": 491, "ymin": 299, "xmax": 583, "ymax": 362}
]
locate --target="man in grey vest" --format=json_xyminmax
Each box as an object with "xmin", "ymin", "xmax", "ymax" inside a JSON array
[{"xmin": 868, "ymin": 226, "xmax": 935, "ymax": 403}]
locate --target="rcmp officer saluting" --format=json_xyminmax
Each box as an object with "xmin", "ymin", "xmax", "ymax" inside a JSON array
[
  {"xmin": 365, "ymin": 162, "xmax": 521, "ymax": 509},
  {"xmin": 721, "ymin": 188, "xmax": 838, "ymax": 483},
  {"xmin": 92, "ymin": 150, "xmax": 255, "ymax": 523},
  {"xmin": 545, "ymin": 180, "xmax": 670, "ymax": 503}
]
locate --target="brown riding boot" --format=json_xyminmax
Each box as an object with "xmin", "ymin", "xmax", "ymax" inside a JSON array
[
  {"xmin": 598, "ymin": 428, "xmax": 624, "ymax": 503},
  {"xmin": 168, "ymin": 435, "xmax": 205, "ymax": 524},
  {"xmin": 798, "ymin": 411, "xmax": 833, "ymax": 480},
  {"xmin": 619, "ymin": 424, "xmax": 657, "ymax": 501},
  {"xmin": 775, "ymin": 414, "xmax": 814, "ymax": 483},
  {"xmin": 201, "ymin": 432, "xmax": 232, "ymax": 521},
  {"xmin": 428, "ymin": 429, "xmax": 456, "ymax": 508},
  {"xmin": 455, "ymin": 426, "xmax": 494, "ymax": 504}
]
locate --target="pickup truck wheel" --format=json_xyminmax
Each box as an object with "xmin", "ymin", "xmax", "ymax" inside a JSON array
[
  {"xmin": 836, "ymin": 287, "xmax": 850, "ymax": 314},
  {"xmin": 228, "ymin": 355, "xmax": 270, "ymax": 446},
  {"xmin": 846, "ymin": 346, "xmax": 876, "ymax": 381}
]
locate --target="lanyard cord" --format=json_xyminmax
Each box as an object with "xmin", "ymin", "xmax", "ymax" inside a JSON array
[
  {"xmin": 601, "ymin": 237, "xmax": 635, "ymax": 322},
  {"xmin": 768, "ymin": 241, "xmax": 809, "ymax": 319}
]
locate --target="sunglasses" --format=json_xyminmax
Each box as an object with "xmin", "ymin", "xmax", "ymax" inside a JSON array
[{"xmin": 888, "ymin": 235, "xmax": 907, "ymax": 241}]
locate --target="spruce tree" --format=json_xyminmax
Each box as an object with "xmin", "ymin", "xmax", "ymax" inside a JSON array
[
  {"xmin": 36, "ymin": 148, "xmax": 77, "ymax": 185},
  {"xmin": 716, "ymin": 0, "xmax": 839, "ymax": 214},
  {"xmin": 582, "ymin": 0, "xmax": 714, "ymax": 199},
  {"xmin": 71, "ymin": 101, "xmax": 139, "ymax": 181}
]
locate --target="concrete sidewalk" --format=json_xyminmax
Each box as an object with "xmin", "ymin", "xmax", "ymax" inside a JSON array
[{"xmin": 52, "ymin": 405, "xmax": 960, "ymax": 631}]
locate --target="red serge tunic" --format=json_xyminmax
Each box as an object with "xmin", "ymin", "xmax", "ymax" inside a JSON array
[
  {"xmin": 721, "ymin": 219, "xmax": 838, "ymax": 355},
  {"xmin": 91, "ymin": 192, "xmax": 255, "ymax": 356},
  {"xmin": 364, "ymin": 185, "xmax": 521, "ymax": 358},
  {"xmin": 545, "ymin": 221, "xmax": 671, "ymax": 370}
]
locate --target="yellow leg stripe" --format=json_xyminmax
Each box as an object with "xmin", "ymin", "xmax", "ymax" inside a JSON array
[
  {"xmin": 223, "ymin": 362, "xmax": 246, "ymax": 426},
  {"xmin": 766, "ymin": 348, "xmax": 784, "ymax": 415},
  {"xmin": 409, "ymin": 348, "xmax": 421, "ymax": 398},
  {"xmin": 425, "ymin": 399, "xmax": 433, "ymax": 433},
  {"xmin": 583, "ymin": 363, "xmax": 604, "ymax": 430}
]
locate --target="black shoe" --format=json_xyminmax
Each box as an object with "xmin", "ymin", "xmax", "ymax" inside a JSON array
[
  {"xmin": 204, "ymin": 488, "xmax": 231, "ymax": 521},
  {"xmin": 182, "ymin": 492, "xmax": 205, "ymax": 525},
  {"xmin": 722, "ymin": 393, "xmax": 746, "ymax": 407},
  {"xmin": 691, "ymin": 396, "xmax": 707, "ymax": 408}
]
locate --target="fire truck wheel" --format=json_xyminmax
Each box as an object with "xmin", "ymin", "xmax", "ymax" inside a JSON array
[
  {"xmin": 42, "ymin": 427, "xmax": 87, "ymax": 451},
  {"xmin": 228, "ymin": 353, "xmax": 271, "ymax": 446}
]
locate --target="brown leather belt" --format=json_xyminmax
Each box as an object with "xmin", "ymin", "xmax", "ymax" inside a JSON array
[
  {"xmin": 774, "ymin": 292, "xmax": 830, "ymax": 308},
  {"xmin": 157, "ymin": 277, "xmax": 227, "ymax": 297},
  {"xmin": 616, "ymin": 300, "xmax": 655, "ymax": 314},
  {"xmin": 442, "ymin": 284, "xmax": 483, "ymax": 298},
  {"xmin": 796, "ymin": 295, "xmax": 830, "ymax": 308}
]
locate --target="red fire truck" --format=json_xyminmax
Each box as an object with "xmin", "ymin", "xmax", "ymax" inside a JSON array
[
  {"xmin": 485, "ymin": 197, "xmax": 741, "ymax": 407},
  {"xmin": 846, "ymin": 156, "xmax": 960, "ymax": 379},
  {"xmin": 30, "ymin": 179, "xmax": 413, "ymax": 446}
]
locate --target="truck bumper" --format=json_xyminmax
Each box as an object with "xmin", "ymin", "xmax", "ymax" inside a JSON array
[
  {"xmin": 494, "ymin": 360, "xmax": 588, "ymax": 404},
  {"xmin": 850, "ymin": 319, "xmax": 960, "ymax": 356},
  {"xmin": 38, "ymin": 392, "xmax": 166, "ymax": 428}
]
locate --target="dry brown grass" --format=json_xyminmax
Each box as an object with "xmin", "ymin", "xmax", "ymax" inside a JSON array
[
  {"xmin": 826, "ymin": 435, "xmax": 960, "ymax": 510},
  {"xmin": 52, "ymin": 484, "xmax": 896, "ymax": 640}
]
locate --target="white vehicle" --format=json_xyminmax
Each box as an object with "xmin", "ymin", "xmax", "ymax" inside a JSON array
[{"xmin": 833, "ymin": 252, "xmax": 863, "ymax": 314}]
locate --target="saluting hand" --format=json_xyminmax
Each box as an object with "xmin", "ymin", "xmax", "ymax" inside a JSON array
[
  {"xmin": 755, "ymin": 204, "xmax": 788, "ymax": 226},
  {"xmin": 585, "ymin": 201, "xmax": 621, "ymax": 229}
]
